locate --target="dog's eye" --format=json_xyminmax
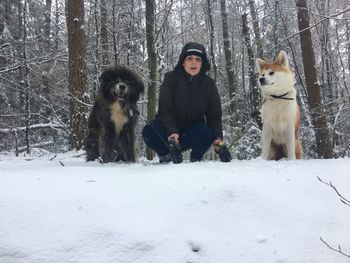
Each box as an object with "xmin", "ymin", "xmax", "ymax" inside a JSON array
[{"xmin": 269, "ymin": 72, "xmax": 275, "ymax": 76}]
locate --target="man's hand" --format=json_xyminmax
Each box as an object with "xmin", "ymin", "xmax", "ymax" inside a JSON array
[
  {"xmin": 167, "ymin": 133, "xmax": 182, "ymax": 163},
  {"xmin": 168, "ymin": 133, "xmax": 180, "ymax": 144},
  {"xmin": 213, "ymin": 139, "xmax": 224, "ymax": 152},
  {"xmin": 213, "ymin": 139, "xmax": 232, "ymax": 162}
]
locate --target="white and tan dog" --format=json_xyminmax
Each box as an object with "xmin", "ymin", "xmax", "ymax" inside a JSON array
[{"xmin": 256, "ymin": 51, "xmax": 302, "ymax": 160}]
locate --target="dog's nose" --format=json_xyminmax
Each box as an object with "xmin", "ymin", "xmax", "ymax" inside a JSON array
[
  {"xmin": 259, "ymin": 77, "xmax": 265, "ymax": 85},
  {"xmin": 119, "ymin": 84, "xmax": 126, "ymax": 91}
]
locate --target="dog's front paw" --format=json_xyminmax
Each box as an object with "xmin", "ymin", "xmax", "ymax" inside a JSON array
[{"xmin": 86, "ymin": 142, "xmax": 99, "ymax": 162}]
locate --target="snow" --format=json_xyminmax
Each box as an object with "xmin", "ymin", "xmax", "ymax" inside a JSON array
[{"xmin": 0, "ymin": 152, "xmax": 349, "ymax": 263}]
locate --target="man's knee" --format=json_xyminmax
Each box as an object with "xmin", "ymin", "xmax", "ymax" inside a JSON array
[
  {"xmin": 191, "ymin": 123, "xmax": 213, "ymax": 142},
  {"xmin": 142, "ymin": 120, "xmax": 169, "ymax": 155},
  {"xmin": 142, "ymin": 123, "xmax": 153, "ymax": 140}
]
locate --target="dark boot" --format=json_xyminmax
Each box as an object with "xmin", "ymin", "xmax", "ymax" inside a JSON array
[
  {"xmin": 168, "ymin": 138, "xmax": 183, "ymax": 164},
  {"xmin": 215, "ymin": 143, "xmax": 232, "ymax": 162},
  {"xmin": 190, "ymin": 153, "xmax": 201, "ymax": 162},
  {"xmin": 159, "ymin": 153, "xmax": 171, "ymax": 163}
]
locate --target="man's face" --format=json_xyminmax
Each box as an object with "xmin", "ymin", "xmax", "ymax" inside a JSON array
[{"xmin": 182, "ymin": 55, "xmax": 202, "ymax": 76}]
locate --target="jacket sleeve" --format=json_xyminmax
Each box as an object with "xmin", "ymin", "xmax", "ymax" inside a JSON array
[
  {"xmin": 205, "ymin": 80, "xmax": 223, "ymax": 139},
  {"xmin": 158, "ymin": 72, "xmax": 179, "ymax": 136}
]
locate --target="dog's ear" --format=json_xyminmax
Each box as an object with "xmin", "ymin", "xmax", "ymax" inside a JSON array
[
  {"xmin": 136, "ymin": 78, "xmax": 145, "ymax": 94},
  {"xmin": 256, "ymin": 58, "xmax": 266, "ymax": 74},
  {"xmin": 275, "ymin": 50, "xmax": 289, "ymax": 68},
  {"xmin": 99, "ymin": 68, "xmax": 115, "ymax": 86}
]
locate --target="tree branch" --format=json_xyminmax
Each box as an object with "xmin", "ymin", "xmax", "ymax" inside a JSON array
[
  {"xmin": 317, "ymin": 177, "xmax": 350, "ymax": 207},
  {"xmin": 274, "ymin": 7, "xmax": 350, "ymax": 49},
  {"xmin": 0, "ymin": 123, "xmax": 66, "ymax": 133},
  {"xmin": 320, "ymin": 238, "xmax": 350, "ymax": 258},
  {"xmin": 154, "ymin": 0, "xmax": 174, "ymax": 44}
]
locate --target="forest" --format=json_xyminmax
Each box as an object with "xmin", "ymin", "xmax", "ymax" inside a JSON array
[{"xmin": 0, "ymin": 0, "xmax": 349, "ymax": 160}]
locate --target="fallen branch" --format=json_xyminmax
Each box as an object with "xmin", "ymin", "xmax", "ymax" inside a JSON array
[
  {"xmin": 0, "ymin": 123, "xmax": 66, "ymax": 133},
  {"xmin": 318, "ymin": 177, "xmax": 350, "ymax": 259},
  {"xmin": 320, "ymin": 238, "xmax": 350, "ymax": 258},
  {"xmin": 16, "ymin": 141, "xmax": 54, "ymax": 153},
  {"xmin": 317, "ymin": 177, "xmax": 350, "ymax": 207}
]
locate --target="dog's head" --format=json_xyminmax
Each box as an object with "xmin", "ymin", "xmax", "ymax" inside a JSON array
[
  {"xmin": 99, "ymin": 66, "xmax": 144, "ymax": 104},
  {"xmin": 256, "ymin": 51, "xmax": 295, "ymax": 96}
]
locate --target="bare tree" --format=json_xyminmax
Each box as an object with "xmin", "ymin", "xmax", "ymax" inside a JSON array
[
  {"xmin": 21, "ymin": 0, "xmax": 30, "ymax": 154},
  {"xmin": 248, "ymin": 0, "xmax": 263, "ymax": 58},
  {"xmin": 220, "ymin": 0, "xmax": 235, "ymax": 121},
  {"xmin": 206, "ymin": 0, "xmax": 218, "ymax": 81},
  {"xmin": 42, "ymin": 0, "xmax": 52, "ymax": 99},
  {"xmin": 66, "ymin": 0, "xmax": 88, "ymax": 150},
  {"xmin": 347, "ymin": 21, "xmax": 350, "ymax": 75},
  {"xmin": 241, "ymin": 13, "xmax": 261, "ymax": 129},
  {"xmin": 296, "ymin": 0, "xmax": 333, "ymax": 158},
  {"xmin": 145, "ymin": 0, "xmax": 157, "ymax": 160},
  {"xmin": 100, "ymin": 0, "xmax": 110, "ymax": 68}
]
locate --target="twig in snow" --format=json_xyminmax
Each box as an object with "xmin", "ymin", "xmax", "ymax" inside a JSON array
[
  {"xmin": 317, "ymin": 177, "xmax": 350, "ymax": 207},
  {"xmin": 320, "ymin": 238, "xmax": 350, "ymax": 258}
]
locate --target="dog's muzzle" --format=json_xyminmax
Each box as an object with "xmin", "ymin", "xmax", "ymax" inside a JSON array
[
  {"xmin": 259, "ymin": 77, "xmax": 266, "ymax": 85},
  {"xmin": 112, "ymin": 83, "xmax": 128, "ymax": 99}
]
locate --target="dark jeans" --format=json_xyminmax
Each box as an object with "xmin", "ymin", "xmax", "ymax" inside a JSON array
[{"xmin": 142, "ymin": 118, "xmax": 214, "ymax": 160}]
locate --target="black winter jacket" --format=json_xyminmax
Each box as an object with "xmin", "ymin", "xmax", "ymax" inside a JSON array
[{"xmin": 157, "ymin": 42, "xmax": 223, "ymax": 139}]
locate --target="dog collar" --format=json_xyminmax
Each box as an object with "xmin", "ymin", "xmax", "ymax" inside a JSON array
[
  {"xmin": 270, "ymin": 92, "xmax": 294, "ymax": 100},
  {"xmin": 258, "ymin": 91, "xmax": 294, "ymax": 112}
]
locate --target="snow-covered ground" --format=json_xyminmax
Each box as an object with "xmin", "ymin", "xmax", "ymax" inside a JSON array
[{"xmin": 0, "ymin": 151, "xmax": 349, "ymax": 263}]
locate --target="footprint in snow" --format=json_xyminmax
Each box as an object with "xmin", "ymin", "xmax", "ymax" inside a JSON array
[
  {"xmin": 188, "ymin": 241, "xmax": 201, "ymax": 253},
  {"xmin": 256, "ymin": 235, "xmax": 267, "ymax": 243}
]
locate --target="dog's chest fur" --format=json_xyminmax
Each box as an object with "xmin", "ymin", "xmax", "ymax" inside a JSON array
[
  {"xmin": 110, "ymin": 101, "xmax": 128, "ymax": 136},
  {"xmin": 261, "ymin": 97, "xmax": 297, "ymax": 143}
]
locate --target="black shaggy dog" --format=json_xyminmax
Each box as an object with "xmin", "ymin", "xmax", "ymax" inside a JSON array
[{"xmin": 85, "ymin": 66, "xmax": 144, "ymax": 163}]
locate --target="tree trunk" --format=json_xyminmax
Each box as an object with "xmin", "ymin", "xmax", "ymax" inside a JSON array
[
  {"xmin": 100, "ymin": 0, "xmax": 110, "ymax": 68},
  {"xmin": 54, "ymin": 0, "xmax": 60, "ymax": 51},
  {"xmin": 126, "ymin": 0, "xmax": 135, "ymax": 66},
  {"xmin": 272, "ymin": 0, "xmax": 279, "ymax": 48},
  {"xmin": 66, "ymin": 0, "xmax": 88, "ymax": 150},
  {"xmin": 43, "ymin": 0, "xmax": 52, "ymax": 52},
  {"xmin": 316, "ymin": 0, "xmax": 333, "ymax": 104},
  {"xmin": 296, "ymin": 0, "xmax": 333, "ymax": 158},
  {"xmin": 145, "ymin": 0, "xmax": 157, "ymax": 160},
  {"xmin": 42, "ymin": 0, "xmax": 52, "ymax": 116},
  {"xmin": 112, "ymin": 0, "xmax": 119, "ymax": 65},
  {"xmin": 346, "ymin": 21, "xmax": 350, "ymax": 77},
  {"xmin": 248, "ymin": 0, "xmax": 263, "ymax": 58},
  {"xmin": 242, "ymin": 13, "xmax": 262, "ymax": 129},
  {"xmin": 220, "ymin": 0, "xmax": 235, "ymax": 121},
  {"xmin": 21, "ymin": 0, "xmax": 30, "ymax": 154},
  {"xmin": 92, "ymin": 0, "xmax": 100, "ymax": 95},
  {"xmin": 206, "ymin": 0, "xmax": 217, "ymax": 81}
]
